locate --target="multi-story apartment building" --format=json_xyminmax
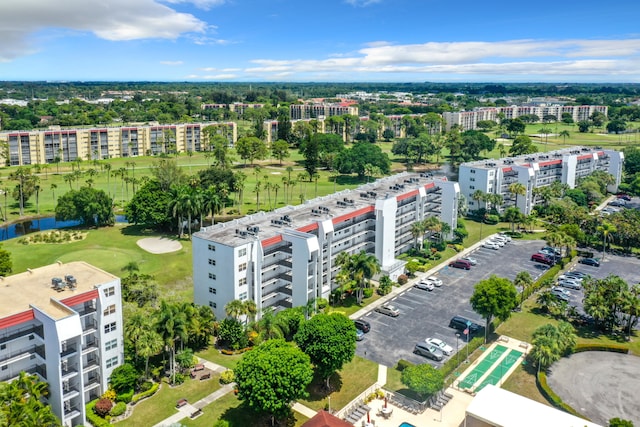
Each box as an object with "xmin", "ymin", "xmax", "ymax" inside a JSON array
[
  {"xmin": 290, "ymin": 103, "xmax": 359, "ymax": 120},
  {"xmin": 192, "ymin": 173, "xmax": 459, "ymax": 320},
  {"xmin": 0, "ymin": 261, "xmax": 123, "ymax": 426},
  {"xmin": 458, "ymin": 147, "xmax": 624, "ymax": 215},
  {"xmin": 443, "ymin": 105, "xmax": 609, "ymax": 131},
  {"xmin": 0, "ymin": 122, "xmax": 237, "ymax": 167}
]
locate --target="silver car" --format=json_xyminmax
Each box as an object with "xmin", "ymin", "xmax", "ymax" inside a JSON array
[
  {"xmin": 414, "ymin": 342, "xmax": 444, "ymax": 361},
  {"xmin": 375, "ymin": 304, "xmax": 400, "ymax": 317}
]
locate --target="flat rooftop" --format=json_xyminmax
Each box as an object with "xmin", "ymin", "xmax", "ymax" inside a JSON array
[
  {"xmin": 195, "ymin": 172, "xmax": 447, "ymax": 247},
  {"xmin": 461, "ymin": 146, "xmax": 608, "ymax": 170},
  {"xmin": 0, "ymin": 261, "xmax": 117, "ymax": 321}
]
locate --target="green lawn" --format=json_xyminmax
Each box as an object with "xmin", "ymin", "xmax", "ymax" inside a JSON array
[
  {"xmin": 115, "ymin": 376, "xmax": 222, "ymax": 427},
  {"xmin": 196, "ymin": 343, "xmax": 243, "ymax": 370},
  {"xmin": 298, "ymin": 355, "xmax": 378, "ymax": 412}
]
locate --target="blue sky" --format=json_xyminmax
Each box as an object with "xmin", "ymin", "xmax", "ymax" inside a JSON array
[{"xmin": 1, "ymin": 0, "xmax": 640, "ymax": 82}]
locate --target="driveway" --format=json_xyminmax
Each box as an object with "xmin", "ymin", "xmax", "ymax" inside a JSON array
[{"xmin": 355, "ymin": 238, "xmax": 549, "ymax": 367}]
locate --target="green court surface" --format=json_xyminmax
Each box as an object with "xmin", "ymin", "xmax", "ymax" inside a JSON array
[
  {"xmin": 458, "ymin": 345, "xmax": 508, "ymax": 389},
  {"xmin": 475, "ymin": 349, "xmax": 524, "ymax": 392}
]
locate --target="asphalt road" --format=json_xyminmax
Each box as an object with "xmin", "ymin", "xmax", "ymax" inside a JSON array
[
  {"xmin": 355, "ymin": 238, "xmax": 549, "ymax": 367},
  {"xmin": 547, "ymin": 351, "xmax": 640, "ymax": 425}
]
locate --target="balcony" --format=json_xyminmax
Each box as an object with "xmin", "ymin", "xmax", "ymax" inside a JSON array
[
  {"xmin": 77, "ymin": 304, "xmax": 97, "ymax": 317},
  {"xmin": 82, "ymin": 319, "xmax": 97, "ymax": 334},
  {"xmin": 82, "ymin": 338, "xmax": 99, "ymax": 354},
  {"xmin": 84, "ymin": 375, "xmax": 101, "ymax": 391},
  {"xmin": 63, "ymin": 405, "xmax": 81, "ymax": 420},
  {"xmin": 0, "ymin": 324, "xmax": 44, "ymax": 346},
  {"xmin": 83, "ymin": 357, "xmax": 100, "ymax": 373},
  {"xmin": 0, "ymin": 344, "xmax": 45, "ymax": 366},
  {"xmin": 61, "ymin": 344, "xmax": 78, "ymax": 358}
]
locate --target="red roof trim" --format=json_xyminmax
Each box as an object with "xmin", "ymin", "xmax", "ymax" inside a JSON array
[
  {"xmin": 597, "ymin": 151, "xmax": 605, "ymax": 157},
  {"xmin": 0, "ymin": 310, "xmax": 35, "ymax": 329},
  {"xmin": 539, "ymin": 159, "xmax": 562, "ymax": 167},
  {"xmin": 60, "ymin": 289, "xmax": 99, "ymax": 308},
  {"xmin": 297, "ymin": 223, "xmax": 319, "ymax": 233},
  {"xmin": 502, "ymin": 167, "xmax": 513, "ymax": 173},
  {"xmin": 397, "ymin": 189, "xmax": 419, "ymax": 202},
  {"xmin": 260, "ymin": 235, "xmax": 283, "ymax": 248},
  {"xmin": 332, "ymin": 206, "xmax": 375, "ymax": 224},
  {"xmin": 424, "ymin": 182, "xmax": 435, "ymax": 190},
  {"xmin": 577, "ymin": 154, "xmax": 593, "ymax": 161}
]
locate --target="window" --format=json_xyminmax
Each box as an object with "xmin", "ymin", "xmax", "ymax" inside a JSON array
[
  {"xmin": 470, "ymin": 186, "xmax": 475, "ymax": 190},
  {"xmin": 208, "ymin": 273, "xmax": 216, "ymax": 280},
  {"xmin": 103, "ymin": 287, "xmax": 115, "ymax": 297},
  {"xmin": 470, "ymin": 169, "xmax": 476, "ymax": 174},
  {"xmin": 238, "ymin": 262, "xmax": 247, "ymax": 272},
  {"xmin": 209, "ymin": 301, "xmax": 217, "ymax": 309},
  {"xmin": 208, "ymin": 244, "xmax": 216, "ymax": 251},
  {"xmin": 238, "ymin": 248, "xmax": 246, "ymax": 257},
  {"xmin": 103, "ymin": 304, "xmax": 116, "ymax": 316},
  {"xmin": 238, "ymin": 277, "xmax": 247, "ymax": 286},
  {"xmin": 208, "ymin": 259, "xmax": 216, "ymax": 266},
  {"xmin": 209, "ymin": 287, "xmax": 216, "ymax": 294},
  {"xmin": 105, "ymin": 339, "xmax": 118, "ymax": 351},
  {"xmin": 239, "ymin": 292, "xmax": 248, "ymax": 300},
  {"xmin": 106, "ymin": 356, "xmax": 119, "ymax": 368},
  {"xmin": 104, "ymin": 322, "xmax": 117, "ymax": 334},
  {"xmin": 470, "ymin": 177, "xmax": 475, "ymax": 182}
]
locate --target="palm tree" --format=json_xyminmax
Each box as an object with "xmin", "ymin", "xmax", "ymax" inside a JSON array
[
  {"xmin": 530, "ymin": 335, "xmax": 559, "ymax": 373},
  {"xmin": 253, "ymin": 307, "xmax": 287, "ymax": 341},
  {"xmin": 203, "ymin": 186, "xmax": 223, "ymax": 226},
  {"xmin": 597, "ymin": 221, "xmax": 617, "ymax": 260},
  {"xmin": 233, "ymin": 171, "xmax": 247, "ymax": 214},
  {"xmin": 508, "ymin": 182, "xmax": 527, "ymax": 209},
  {"xmin": 168, "ymin": 185, "xmax": 189, "ymax": 237},
  {"xmin": 9, "ymin": 167, "xmax": 32, "ymax": 216},
  {"xmin": 254, "ymin": 181, "xmax": 262, "ymax": 211},
  {"xmin": 63, "ymin": 173, "xmax": 74, "ymax": 190},
  {"xmin": 471, "ymin": 189, "xmax": 486, "ymax": 211},
  {"xmin": 225, "ymin": 299, "xmax": 245, "ymax": 320},
  {"xmin": 243, "ymin": 300, "xmax": 257, "ymax": 323},
  {"xmin": 349, "ymin": 251, "xmax": 381, "ymax": 304},
  {"xmin": 103, "ymin": 163, "xmax": 112, "ymax": 197},
  {"xmin": 559, "ymin": 130, "xmax": 570, "ymax": 144},
  {"xmin": 410, "ymin": 222, "xmax": 425, "ymax": 250},
  {"xmin": 156, "ymin": 301, "xmax": 188, "ymax": 384},
  {"xmin": 272, "ymin": 183, "xmax": 281, "ymax": 208},
  {"xmin": 514, "ymin": 271, "xmax": 533, "ymax": 310}
]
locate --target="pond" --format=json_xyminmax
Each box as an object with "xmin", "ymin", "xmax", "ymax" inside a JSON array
[{"xmin": 0, "ymin": 215, "xmax": 128, "ymax": 242}]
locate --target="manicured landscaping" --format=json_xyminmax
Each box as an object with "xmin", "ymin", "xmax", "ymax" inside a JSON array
[
  {"xmin": 298, "ymin": 355, "xmax": 378, "ymax": 412},
  {"xmin": 114, "ymin": 376, "xmax": 221, "ymax": 427},
  {"xmin": 196, "ymin": 342, "xmax": 243, "ymax": 370}
]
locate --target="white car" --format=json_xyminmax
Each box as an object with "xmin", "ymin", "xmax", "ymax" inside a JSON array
[
  {"xmin": 426, "ymin": 276, "xmax": 443, "ymax": 287},
  {"xmin": 483, "ymin": 241, "xmax": 500, "ymax": 250},
  {"xmin": 558, "ymin": 279, "xmax": 582, "ymax": 290},
  {"xmin": 461, "ymin": 256, "xmax": 477, "ymax": 265},
  {"xmin": 493, "ymin": 235, "xmax": 509, "ymax": 244},
  {"xmin": 425, "ymin": 337, "xmax": 453, "ymax": 356},
  {"xmin": 415, "ymin": 280, "xmax": 435, "ymax": 291},
  {"xmin": 498, "ymin": 233, "xmax": 512, "ymax": 242},
  {"xmin": 490, "ymin": 238, "xmax": 506, "ymax": 247}
]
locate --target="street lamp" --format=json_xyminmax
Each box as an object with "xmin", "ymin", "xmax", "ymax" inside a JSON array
[{"xmin": 455, "ymin": 333, "xmax": 460, "ymax": 366}]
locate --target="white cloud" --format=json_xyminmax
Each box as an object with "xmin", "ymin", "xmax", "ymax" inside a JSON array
[
  {"xmin": 162, "ymin": 0, "xmax": 225, "ymax": 11},
  {"xmin": 160, "ymin": 60, "xmax": 184, "ymax": 66},
  {"xmin": 243, "ymin": 38, "xmax": 640, "ymax": 81},
  {"xmin": 0, "ymin": 0, "xmax": 207, "ymax": 61},
  {"xmin": 189, "ymin": 73, "xmax": 238, "ymax": 80}
]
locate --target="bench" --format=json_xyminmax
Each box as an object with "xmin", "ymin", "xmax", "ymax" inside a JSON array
[
  {"xmin": 190, "ymin": 409, "xmax": 203, "ymax": 419},
  {"xmin": 498, "ymin": 336, "xmax": 509, "ymax": 343},
  {"xmin": 200, "ymin": 373, "xmax": 211, "ymax": 380},
  {"xmin": 519, "ymin": 342, "xmax": 529, "ymax": 350},
  {"xmin": 176, "ymin": 398, "xmax": 188, "ymax": 408},
  {"xmin": 193, "ymin": 363, "xmax": 205, "ymax": 372}
]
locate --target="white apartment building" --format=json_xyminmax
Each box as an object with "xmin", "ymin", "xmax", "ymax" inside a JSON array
[
  {"xmin": 443, "ymin": 105, "xmax": 609, "ymax": 131},
  {"xmin": 0, "ymin": 261, "xmax": 123, "ymax": 426},
  {"xmin": 0, "ymin": 121, "xmax": 237, "ymax": 167},
  {"xmin": 193, "ymin": 173, "xmax": 460, "ymax": 320},
  {"xmin": 290, "ymin": 103, "xmax": 359, "ymax": 120},
  {"xmin": 459, "ymin": 147, "xmax": 624, "ymax": 215}
]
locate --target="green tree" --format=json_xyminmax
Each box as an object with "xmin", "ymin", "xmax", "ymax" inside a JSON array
[
  {"xmin": 0, "ymin": 372, "xmax": 60, "ymax": 426},
  {"xmin": 218, "ymin": 318, "xmax": 245, "ymax": 349},
  {"xmin": 400, "ymin": 364, "xmax": 444, "ymax": 400},
  {"xmin": 236, "ymin": 136, "xmax": 268, "ymax": 165},
  {"xmin": 125, "ymin": 180, "xmax": 172, "ymax": 231},
  {"xmin": 514, "ymin": 271, "xmax": 533, "ymax": 310},
  {"xmin": 508, "ymin": 182, "xmax": 527, "ymax": 209},
  {"xmin": 503, "ymin": 206, "xmax": 523, "ymax": 232},
  {"xmin": 609, "ymin": 418, "xmax": 635, "ymax": 427},
  {"xmin": 559, "ymin": 129, "xmax": 570, "ymax": 143},
  {"xmin": 294, "ymin": 313, "xmax": 357, "ymax": 389},
  {"xmin": 155, "ymin": 300, "xmax": 188, "ymax": 384},
  {"xmin": 109, "ymin": 363, "xmax": 139, "ymax": 394},
  {"xmin": 234, "ymin": 339, "xmax": 313, "ymax": 423},
  {"xmin": 470, "ymin": 275, "xmax": 517, "ymax": 342},
  {"xmin": 335, "ymin": 251, "xmax": 381, "ymax": 304},
  {"xmin": 597, "ymin": 221, "xmax": 617, "ymax": 260},
  {"xmin": 509, "ymin": 135, "xmax": 537, "ymax": 156},
  {"xmin": 334, "ymin": 142, "xmax": 391, "ymax": 178},
  {"xmin": 55, "ymin": 187, "xmax": 114, "ymax": 227},
  {"xmin": 271, "ymin": 139, "xmax": 290, "ymax": 165}
]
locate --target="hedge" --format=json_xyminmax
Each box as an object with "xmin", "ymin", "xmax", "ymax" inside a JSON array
[
  {"xmin": 396, "ymin": 359, "xmax": 413, "ymax": 372},
  {"xmin": 111, "ymin": 401, "xmax": 127, "ymax": 417},
  {"xmin": 85, "ymin": 400, "xmax": 111, "ymax": 427},
  {"xmin": 131, "ymin": 382, "xmax": 159, "ymax": 405},
  {"xmin": 574, "ymin": 343, "xmax": 629, "ymax": 354},
  {"xmin": 117, "ymin": 389, "xmax": 134, "ymax": 404}
]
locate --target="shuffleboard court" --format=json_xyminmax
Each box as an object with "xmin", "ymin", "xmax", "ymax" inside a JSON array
[
  {"xmin": 475, "ymin": 349, "xmax": 523, "ymax": 392},
  {"xmin": 459, "ymin": 344, "xmax": 508, "ymax": 389}
]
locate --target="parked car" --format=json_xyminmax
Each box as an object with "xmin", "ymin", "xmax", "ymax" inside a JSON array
[
  {"xmin": 354, "ymin": 319, "xmax": 371, "ymax": 333},
  {"xmin": 426, "ymin": 276, "xmax": 443, "ymax": 287},
  {"xmin": 461, "ymin": 256, "xmax": 477, "ymax": 266},
  {"xmin": 356, "ymin": 329, "xmax": 365, "ymax": 341},
  {"xmin": 413, "ymin": 342, "xmax": 444, "ymax": 361},
  {"xmin": 579, "ymin": 257, "xmax": 600, "ymax": 267},
  {"xmin": 498, "ymin": 232, "xmax": 512, "ymax": 242},
  {"xmin": 617, "ymin": 194, "xmax": 632, "ymax": 201},
  {"xmin": 375, "ymin": 304, "xmax": 400, "ymax": 317},
  {"xmin": 449, "ymin": 316, "xmax": 481, "ymax": 335},
  {"xmin": 557, "ymin": 279, "xmax": 582, "ymax": 290},
  {"xmin": 415, "ymin": 280, "xmax": 435, "ymax": 291},
  {"xmin": 551, "ymin": 287, "xmax": 570, "ymax": 302},
  {"xmin": 493, "ymin": 235, "xmax": 509, "ymax": 244},
  {"xmin": 563, "ymin": 271, "xmax": 588, "ymax": 279},
  {"xmin": 609, "ymin": 200, "xmax": 626, "ymax": 207},
  {"xmin": 483, "ymin": 241, "xmax": 500, "ymax": 250},
  {"xmin": 425, "ymin": 337, "xmax": 453, "ymax": 355},
  {"xmin": 531, "ymin": 253, "xmax": 554, "ymax": 265},
  {"xmin": 541, "ymin": 246, "xmax": 561, "ymax": 256},
  {"xmin": 558, "ymin": 273, "xmax": 584, "ymax": 282},
  {"xmin": 489, "ymin": 238, "xmax": 506, "ymax": 247},
  {"xmin": 449, "ymin": 259, "xmax": 472, "ymax": 270}
]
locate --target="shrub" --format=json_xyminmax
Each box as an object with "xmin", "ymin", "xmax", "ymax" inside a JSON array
[
  {"xmin": 573, "ymin": 344, "xmax": 629, "ymax": 354},
  {"xmin": 363, "ymin": 288, "xmax": 374, "ymax": 298},
  {"xmin": 117, "ymin": 389, "xmax": 134, "ymax": 404},
  {"xmin": 94, "ymin": 398, "xmax": 113, "ymax": 418},
  {"xmin": 86, "ymin": 400, "xmax": 111, "ymax": 427},
  {"xmin": 485, "ymin": 215, "xmax": 499, "ymax": 224},
  {"xmin": 220, "ymin": 370, "xmax": 235, "ymax": 384},
  {"xmin": 110, "ymin": 401, "xmax": 127, "ymax": 417},
  {"xmin": 131, "ymin": 382, "xmax": 159, "ymax": 404},
  {"xmin": 101, "ymin": 388, "xmax": 117, "ymax": 401},
  {"xmin": 397, "ymin": 274, "xmax": 408, "ymax": 285},
  {"xmin": 416, "ymin": 265, "xmax": 430, "ymax": 273},
  {"xmin": 138, "ymin": 380, "xmax": 153, "ymax": 393},
  {"xmin": 172, "ymin": 372, "xmax": 186, "ymax": 385},
  {"xmin": 213, "ymin": 421, "xmax": 230, "ymax": 427},
  {"xmin": 396, "ymin": 359, "xmax": 413, "ymax": 372},
  {"xmin": 451, "ymin": 244, "xmax": 464, "ymax": 253}
]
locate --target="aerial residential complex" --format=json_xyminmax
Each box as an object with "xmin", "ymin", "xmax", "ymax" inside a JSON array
[
  {"xmin": 0, "ymin": 122, "xmax": 237, "ymax": 166},
  {"xmin": 459, "ymin": 147, "xmax": 624, "ymax": 215},
  {"xmin": 443, "ymin": 105, "xmax": 609, "ymax": 131},
  {"xmin": 192, "ymin": 173, "xmax": 459, "ymax": 320},
  {"xmin": 0, "ymin": 261, "xmax": 123, "ymax": 427}
]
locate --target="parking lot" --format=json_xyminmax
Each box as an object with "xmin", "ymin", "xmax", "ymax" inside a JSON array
[{"xmin": 355, "ymin": 238, "xmax": 551, "ymax": 367}]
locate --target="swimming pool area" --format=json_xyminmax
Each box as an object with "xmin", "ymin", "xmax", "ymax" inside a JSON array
[{"xmin": 398, "ymin": 423, "xmax": 416, "ymax": 427}]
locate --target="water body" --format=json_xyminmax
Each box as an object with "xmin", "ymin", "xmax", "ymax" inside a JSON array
[{"xmin": 0, "ymin": 215, "xmax": 128, "ymax": 242}]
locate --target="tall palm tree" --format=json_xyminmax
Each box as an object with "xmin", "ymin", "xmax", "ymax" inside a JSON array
[
  {"xmin": 9, "ymin": 167, "xmax": 32, "ymax": 216},
  {"xmin": 410, "ymin": 222, "xmax": 425, "ymax": 250},
  {"xmin": 103, "ymin": 163, "xmax": 112, "ymax": 197},
  {"xmin": 156, "ymin": 301, "xmax": 188, "ymax": 384},
  {"xmin": 253, "ymin": 307, "xmax": 287, "ymax": 341},
  {"xmin": 137, "ymin": 329, "xmax": 163, "ymax": 379},
  {"xmin": 514, "ymin": 271, "xmax": 533, "ymax": 310},
  {"xmin": 168, "ymin": 185, "xmax": 188, "ymax": 237},
  {"xmin": 350, "ymin": 251, "xmax": 381, "ymax": 304},
  {"xmin": 530, "ymin": 335, "xmax": 559, "ymax": 374},
  {"xmin": 233, "ymin": 171, "xmax": 247, "ymax": 214},
  {"xmin": 471, "ymin": 189, "xmax": 486, "ymax": 211},
  {"xmin": 559, "ymin": 130, "xmax": 570, "ymax": 144},
  {"xmin": 243, "ymin": 300, "xmax": 257, "ymax": 323},
  {"xmin": 203, "ymin": 186, "xmax": 223, "ymax": 226},
  {"xmin": 597, "ymin": 221, "xmax": 617, "ymax": 260},
  {"xmin": 508, "ymin": 182, "xmax": 527, "ymax": 209},
  {"xmin": 225, "ymin": 299, "xmax": 245, "ymax": 320}
]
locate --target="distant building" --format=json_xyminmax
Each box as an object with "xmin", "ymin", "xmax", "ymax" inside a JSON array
[
  {"xmin": 192, "ymin": 173, "xmax": 459, "ymax": 320},
  {"xmin": 0, "ymin": 261, "xmax": 123, "ymax": 426},
  {"xmin": 290, "ymin": 103, "xmax": 359, "ymax": 120},
  {"xmin": 458, "ymin": 147, "xmax": 624, "ymax": 215},
  {"xmin": 0, "ymin": 121, "xmax": 237, "ymax": 166}
]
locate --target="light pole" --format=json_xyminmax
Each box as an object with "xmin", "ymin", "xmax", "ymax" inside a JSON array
[
  {"xmin": 328, "ymin": 396, "xmax": 331, "ymax": 413},
  {"xmin": 455, "ymin": 333, "xmax": 460, "ymax": 367},
  {"xmin": 465, "ymin": 321, "xmax": 471, "ymax": 363}
]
